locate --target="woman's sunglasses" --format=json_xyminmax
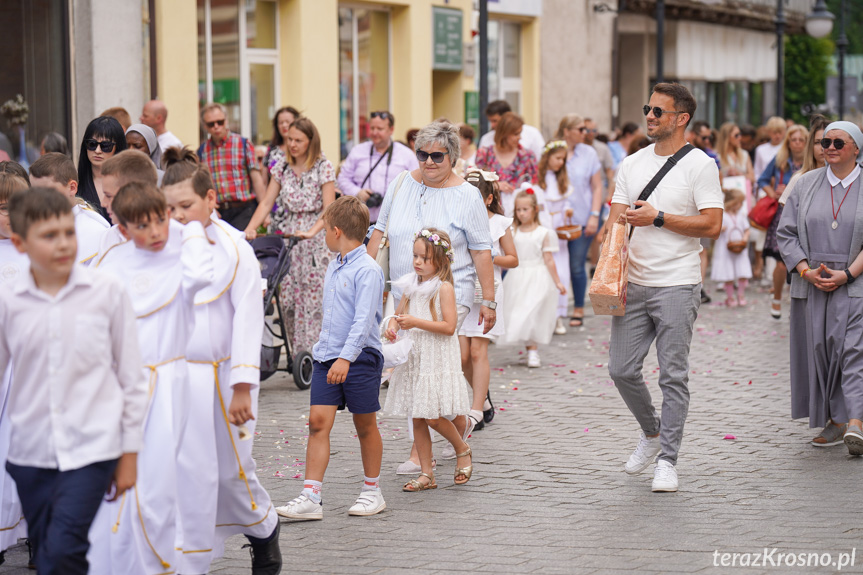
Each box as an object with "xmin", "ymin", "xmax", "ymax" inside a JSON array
[
  {"xmin": 820, "ymin": 138, "xmax": 850, "ymax": 150},
  {"xmin": 84, "ymin": 139, "xmax": 117, "ymax": 153},
  {"xmin": 642, "ymin": 105, "xmax": 682, "ymax": 119},
  {"xmin": 416, "ymin": 150, "xmax": 446, "ymax": 164}
]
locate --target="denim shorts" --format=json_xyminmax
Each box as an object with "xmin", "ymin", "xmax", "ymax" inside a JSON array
[{"xmin": 310, "ymin": 347, "xmax": 383, "ymax": 414}]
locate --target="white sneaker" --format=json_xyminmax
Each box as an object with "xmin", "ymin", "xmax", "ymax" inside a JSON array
[
  {"xmin": 651, "ymin": 460, "xmax": 678, "ymax": 492},
  {"xmin": 276, "ymin": 494, "xmax": 323, "ymax": 520},
  {"xmin": 624, "ymin": 431, "xmax": 661, "ymax": 475},
  {"xmin": 554, "ymin": 317, "xmax": 567, "ymax": 335},
  {"xmin": 527, "ymin": 350, "xmax": 541, "ymax": 368},
  {"xmin": 348, "ymin": 490, "xmax": 386, "ymax": 516}
]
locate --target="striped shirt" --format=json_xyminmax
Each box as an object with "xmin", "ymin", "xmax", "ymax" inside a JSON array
[{"xmin": 374, "ymin": 171, "xmax": 492, "ymax": 307}]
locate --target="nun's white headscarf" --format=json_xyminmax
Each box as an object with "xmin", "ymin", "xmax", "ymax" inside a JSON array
[
  {"xmin": 125, "ymin": 123, "xmax": 163, "ymax": 169},
  {"xmin": 824, "ymin": 121, "xmax": 863, "ymax": 164}
]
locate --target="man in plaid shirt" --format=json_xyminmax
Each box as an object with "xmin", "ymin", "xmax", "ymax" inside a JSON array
[{"xmin": 197, "ymin": 103, "xmax": 266, "ymax": 230}]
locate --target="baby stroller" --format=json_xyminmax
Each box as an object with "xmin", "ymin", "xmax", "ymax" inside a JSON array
[{"xmin": 253, "ymin": 235, "xmax": 314, "ymax": 390}]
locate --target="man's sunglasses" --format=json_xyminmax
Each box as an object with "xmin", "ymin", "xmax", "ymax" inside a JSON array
[
  {"xmin": 370, "ymin": 111, "xmax": 392, "ymax": 120},
  {"xmin": 821, "ymin": 138, "xmax": 850, "ymax": 150},
  {"xmin": 84, "ymin": 139, "xmax": 117, "ymax": 153},
  {"xmin": 643, "ymin": 105, "xmax": 683, "ymax": 119},
  {"xmin": 205, "ymin": 118, "xmax": 226, "ymax": 129},
  {"xmin": 416, "ymin": 150, "xmax": 446, "ymax": 164}
]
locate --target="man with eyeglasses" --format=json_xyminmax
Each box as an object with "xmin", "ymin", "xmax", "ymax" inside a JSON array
[
  {"xmin": 197, "ymin": 103, "xmax": 265, "ymax": 230},
  {"xmin": 337, "ymin": 111, "xmax": 418, "ymax": 224},
  {"xmin": 606, "ymin": 83, "xmax": 723, "ymax": 493},
  {"xmin": 688, "ymin": 121, "xmax": 720, "ymax": 170}
]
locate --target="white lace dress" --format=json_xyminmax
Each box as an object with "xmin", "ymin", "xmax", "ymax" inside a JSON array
[{"xmin": 384, "ymin": 274, "xmax": 471, "ymax": 419}]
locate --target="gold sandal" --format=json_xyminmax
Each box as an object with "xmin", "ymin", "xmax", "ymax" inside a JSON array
[
  {"xmin": 403, "ymin": 472, "xmax": 437, "ymax": 492},
  {"xmin": 454, "ymin": 446, "xmax": 472, "ymax": 485}
]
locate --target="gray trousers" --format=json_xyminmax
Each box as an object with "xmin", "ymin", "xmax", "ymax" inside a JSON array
[{"xmin": 608, "ymin": 283, "xmax": 701, "ymax": 465}]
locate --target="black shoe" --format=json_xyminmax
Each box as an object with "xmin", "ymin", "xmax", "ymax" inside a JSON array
[
  {"xmin": 473, "ymin": 418, "xmax": 485, "ymax": 431},
  {"xmin": 244, "ymin": 522, "xmax": 282, "ymax": 575},
  {"xmin": 483, "ymin": 391, "xmax": 495, "ymax": 424},
  {"xmin": 0, "ymin": 550, "xmax": 5, "ymax": 566},
  {"xmin": 26, "ymin": 539, "xmax": 35, "ymax": 570},
  {"xmin": 700, "ymin": 289, "xmax": 711, "ymax": 304}
]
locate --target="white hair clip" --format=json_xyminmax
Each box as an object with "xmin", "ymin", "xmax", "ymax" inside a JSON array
[{"xmin": 465, "ymin": 168, "xmax": 499, "ymax": 182}]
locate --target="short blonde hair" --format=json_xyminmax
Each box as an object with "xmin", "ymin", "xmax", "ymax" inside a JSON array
[
  {"xmin": 765, "ymin": 116, "xmax": 787, "ymax": 133},
  {"xmin": 322, "ymin": 196, "xmax": 369, "ymax": 242}
]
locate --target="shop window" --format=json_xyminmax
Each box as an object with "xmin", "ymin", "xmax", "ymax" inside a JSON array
[
  {"xmin": 197, "ymin": 0, "xmax": 279, "ymax": 145},
  {"xmin": 339, "ymin": 7, "xmax": 390, "ymax": 160},
  {"xmin": 485, "ymin": 19, "xmax": 522, "ymax": 113}
]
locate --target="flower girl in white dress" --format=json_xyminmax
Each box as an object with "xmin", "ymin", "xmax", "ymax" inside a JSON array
[
  {"xmin": 384, "ymin": 228, "xmax": 473, "ymax": 491},
  {"xmin": 502, "ymin": 190, "xmax": 567, "ymax": 367}
]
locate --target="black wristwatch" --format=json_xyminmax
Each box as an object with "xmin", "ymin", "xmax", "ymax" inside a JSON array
[
  {"xmin": 845, "ymin": 269, "xmax": 856, "ymax": 284},
  {"xmin": 653, "ymin": 211, "xmax": 665, "ymax": 228}
]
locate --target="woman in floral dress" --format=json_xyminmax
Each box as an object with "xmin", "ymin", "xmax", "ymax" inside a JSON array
[
  {"xmin": 246, "ymin": 117, "xmax": 336, "ymax": 354},
  {"xmin": 474, "ymin": 112, "xmax": 538, "ymax": 217}
]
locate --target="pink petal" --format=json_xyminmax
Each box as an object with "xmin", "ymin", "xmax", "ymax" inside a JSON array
[{"xmin": 723, "ymin": 434, "xmax": 736, "ymax": 440}]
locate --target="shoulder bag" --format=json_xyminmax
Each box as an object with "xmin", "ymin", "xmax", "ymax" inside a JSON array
[{"xmin": 375, "ymin": 171, "xmax": 409, "ymax": 285}]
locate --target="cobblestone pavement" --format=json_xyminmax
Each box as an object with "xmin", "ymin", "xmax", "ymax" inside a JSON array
[{"xmin": 4, "ymin": 287, "xmax": 863, "ymax": 574}]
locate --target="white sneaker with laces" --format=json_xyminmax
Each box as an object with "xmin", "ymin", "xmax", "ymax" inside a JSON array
[
  {"xmin": 276, "ymin": 494, "xmax": 323, "ymax": 520},
  {"xmin": 348, "ymin": 490, "xmax": 386, "ymax": 516},
  {"xmin": 624, "ymin": 431, "xmax": 661, "ymax": 474},
  {"xmin": 554, "ymin": 317, "xmax": 567, "ymax": 335},
  {"xmin": 527, "ymin": 350, "xmax": 541, "ymax": 368},
  {"xmin": 651, "ymin": 460, "xmax": 678, "ymax": 492}
]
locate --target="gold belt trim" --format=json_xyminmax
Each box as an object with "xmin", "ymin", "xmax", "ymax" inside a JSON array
[
  {"xmin": 145, "ymin": 356, "xmax": 186, "ymax": 401},
  {"xmin": 187, "ymin": 357, "xmax": 258, "ymax": 511},
  {"xmin": 134, "ymin": 486, "xmax": 172, "ymax": 569},
  {"xmin": 175, "ymin": 547, "xmax": 213, "ymax": 554},
  {"xmin": 111, "ymin": 492, "xmax": 127, "ymax": 533},
  {"xmin": 215, "ymin": 503, "xmax": 273, "ymax": 528},
  {"xmin": 0, "ymin": 515, "xmax": 23, "ymax": 532}
]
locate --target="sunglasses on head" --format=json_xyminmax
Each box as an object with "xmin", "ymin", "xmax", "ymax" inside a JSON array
[
  {"xmin": 84, "ymin": 139, "xmax": 117, "ymax": 153},
  {"xmin": 820, "ymin": 138, "xmax": 850, "ymax": 150},
  {"xmin": 205, "ymin": 118, "xmax": 226, "ymax": 129},
  {"xmin": 416, "ymin": 150, "xmax": 446, "ymax": 164},
  {"xmin": 370, "ymin": 111, "xmax": 392, "ymax": 121},
  {"xmin": 642, "ymin": 105, "xmax": 682, "ymax": 119}
]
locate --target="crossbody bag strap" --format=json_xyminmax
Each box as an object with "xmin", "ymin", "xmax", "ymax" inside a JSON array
[
  {"xmin": 380, "ymin": 170, "xmax": 410, "ymax": 244},
  {"xmin": 361, "ymin": 143, "xmax": 394, "ymax": 190},
  {"xmin": 628, "ymin": 144, "xmax": 694, "ymax": 240}
]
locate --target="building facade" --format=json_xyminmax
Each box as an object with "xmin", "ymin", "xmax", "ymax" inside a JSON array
[{"xmin": 1, "ymin": 0, "xmax": 544, "ymax": 166}]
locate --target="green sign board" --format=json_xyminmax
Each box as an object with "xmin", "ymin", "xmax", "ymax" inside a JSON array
[
  {"xmin": 464, "ymin": 91, "xmax": 480, "ymax": 138},
  {"xmin": 432, "ymin": 6, "xmax": 463, "ymax": 71}
]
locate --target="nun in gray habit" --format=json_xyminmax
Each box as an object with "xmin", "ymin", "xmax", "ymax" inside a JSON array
[
  {"xmin": 777, "ymin": 121, "xmax": 863, "ymax": 456},
  {"xmin": 125, "ymin": 123, "xmax": 165, "ymax": 185}
]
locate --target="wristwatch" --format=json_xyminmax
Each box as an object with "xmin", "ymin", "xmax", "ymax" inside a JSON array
[
  {"xmin": 481, "ymin": 299, "xmax": 497, "ymax": 310},
  {"xmin": 653, "ymin": 211, "xmax": 665, "ymax": 228},
  {"xmin": 845, "ymin": 269, "xmax": 856, "ymax": 284}
]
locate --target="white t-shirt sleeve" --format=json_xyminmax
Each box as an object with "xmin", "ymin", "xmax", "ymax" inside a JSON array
[
  {"xmin": 692, "ymin": 160, "xmax": 725, "ymax": 210},
  {"xmin": 611, "ymin": 156, "xmax": 631, "ymax": 206}
]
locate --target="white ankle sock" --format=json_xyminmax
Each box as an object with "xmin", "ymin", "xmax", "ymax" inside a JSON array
[
  {"xmin": 362, "ymin": 475, "xmax": 381, "ymax": 492},
  {"xmin": 302, "ymin": 480, "xmax": 322, "ymax": 504},
  {"xmin": 483, "ymin": 398, "xmax": 492, "ymax": 411},
  {"xmin": 468, "ymin": 409, "xmax": 483, "ymax": 425}
]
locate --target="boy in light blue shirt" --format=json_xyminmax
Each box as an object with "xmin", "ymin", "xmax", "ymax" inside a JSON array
[{"xmin": 276, "ymin": 196, "xmax": 386, "ymax": 521}]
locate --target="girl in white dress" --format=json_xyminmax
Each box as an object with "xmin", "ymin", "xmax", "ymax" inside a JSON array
[
  {"xmin": 710, "ymin": 189, "xmax": 752, "ymax": 307},
  {"xmin": 502, "ymin": 191, "xmax": 567, "ymax": 368},
  {"xmin": 385, "ymin": 228, "xmax": 473, "ymax": 491},
  {"xmin": 538, "ymin": 141, "xmax": 575, "ymax": 333},
  {"xmin": 459, "ymin": 169, "xmax": 518, "ymax": 431}
]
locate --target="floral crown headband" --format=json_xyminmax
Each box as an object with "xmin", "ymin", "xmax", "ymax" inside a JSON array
[
  {"xmin": 543, "ymin": 140, "xmax": 568, "ymax": 155},
  {"xmin": 415, "ymin": 229, "xmax": 455, "ymax": 262},
  {"xmin": 465, "ymin": 168, "xmax": 499, "ymax": 182}
]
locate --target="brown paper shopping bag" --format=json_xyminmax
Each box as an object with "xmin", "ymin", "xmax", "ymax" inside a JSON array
[{"xmin": 589, "ymin": 214, "xmax": 630, "ymax": 316}]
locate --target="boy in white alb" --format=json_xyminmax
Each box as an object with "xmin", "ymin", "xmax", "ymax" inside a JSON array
[
  {"xmin": 162, "ymin": 153, "xmax": 281, "ymax": 575},
  {"xmin": 0, "ymin": 173, "xmax": 29, "ymax": 564},
  {"xmin": 29, "ymin": 153, "xmax": 110, "ymax": 265},
  {"xmin": 87, "ymin": 182, "xmax": 214, "ymax": 575},
  {"xmin": 89, "ymin": 150, "xmax": 159, "ymax": 265},
  {"xmin": 1, "ymin": 186, "xmax": 148, "ymax": 574}
]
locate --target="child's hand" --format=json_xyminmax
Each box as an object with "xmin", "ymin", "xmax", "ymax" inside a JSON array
[
  {"xmin": 327, "ymin": 358, "xmax": 350, "ymax": 384},
  {"xmin": 385, "ymin": 328, "xmax": 398, "ymax": 342},
  {"xmin": 386, "ymin": 319, "xmax": 399, "ymax": 340},
  {"xmin": 565, "ymin": 208, "xmax": 574, "ymax": 218},
  {"xmin": 229, "ymin": 383, "xmax": 256, "ymax": 425},
  {"xmin": 395, "ymin": 314, "xmax": 418, "ymax": 330},
  {"xmin": 557, "ymin": 282, "xmax": 567, "ymax": 295},
  {"xmin": 106, "ymin": 452, "xmax": 137, "ymax": 502}
]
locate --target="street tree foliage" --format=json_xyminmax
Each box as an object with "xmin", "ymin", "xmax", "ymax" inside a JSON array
[
  {"xmin": 826, "ymin": 0, "xmax": 863, "ymax": 54},
  {"xmin": 784, "ymin": 35, "xmax": 834, "ymax": 124}
]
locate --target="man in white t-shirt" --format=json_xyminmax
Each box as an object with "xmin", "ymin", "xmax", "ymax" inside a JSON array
[
  {"xmin": 478, "ymin": 100, "xmax": 545, "ymax": 158},
  {"xmin": 140, "ymin": 100, "xmax": 183, "ymax": 154},
  {"xmin": 606, "ymin": 83, "xmax": 723, "ymax": 493}
]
